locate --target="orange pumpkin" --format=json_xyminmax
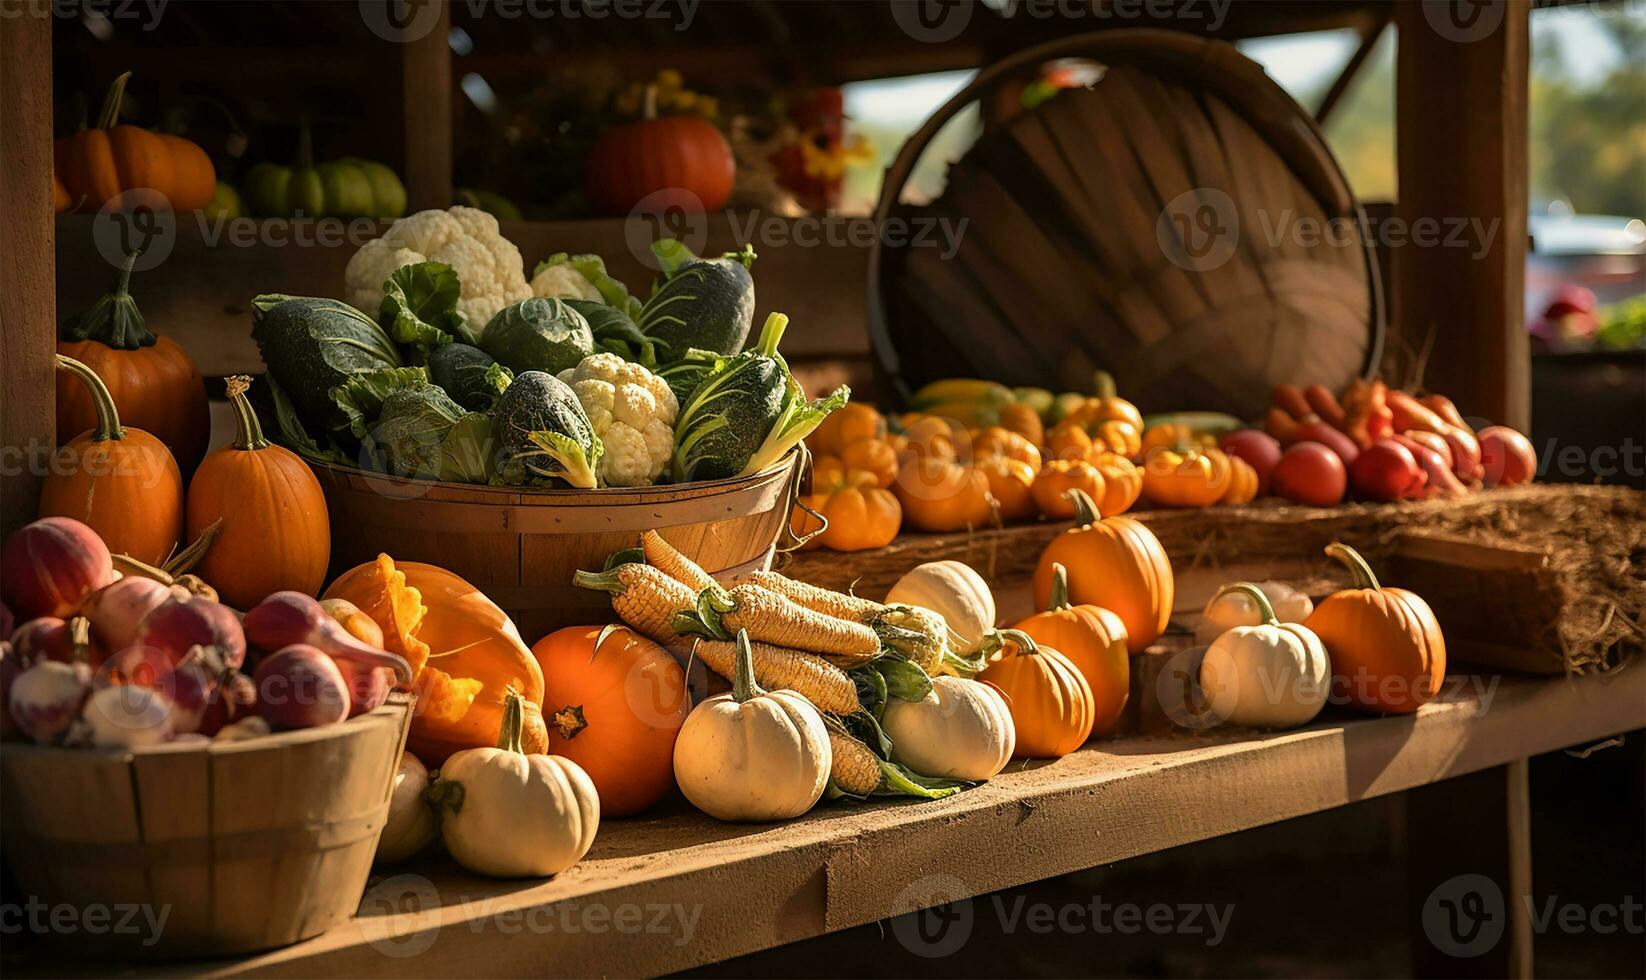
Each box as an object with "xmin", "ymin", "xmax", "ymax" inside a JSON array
[
  {"xmin": 325, "ymin": 555, "xmax": 549, "ymax": 763},
  {"xmin": 977, "ymin": 633, "xmax": 1094, "ymax": 758},
  {"xmin": 1141, "ymin": 446, "xmax": 1232, "ymax": 508},
  {"xmin": 1304, "ymin": 543, "xmax": 1446, "ymax": 714},
  {"xmin": 1061, "ymin": 371, "xmax": 1144, "ymax": 431},
  {"xmin": 56, "ymin": 252, "xmax": 210, "ymax": 478},
  {"xmin": 1220, "ymin": 455, "xmax": 1259, "ymax": 505},
  {"xmin": 40, "ymin": 354, "xmax": 182, "ymax": 567},
  {"xmin": 1014, "ymin": 562, "xmax": 1129, "ymax": 737},
  {"xmin": 793, "ymin": 467, "xmax": 902, "ymax": 551},
  {"xmin": 533, "ymin": 625, "xmax": 689, "ymax": 816},
  {"xmin": 54, "ymin": 72, "xmax": 216, "ymax": 213},
  {"xmin": 584, "ymin": 85, "xmax": 734, "ymax": 216},
  {"xmin": 976, "ymin": 456, "xmax": 1038, "ymax": 523},
  {"xmin": 996, "ymin": 402, "xmax": 1044, "ymax": 446},
  {"xmin": 809, "ymin": 402, "xmax": 887, "ymax": 458},
  {"xmin": 1049, "ymin": 417, "xmax": 1142, "ymax": 462},
  {"xmin": 970, "ymin": 426, "xmax": 1043, "ymax": 471},
  {"xmin": 186, "ymin": 376, "xmax": 330, "ymax": 609},
  {"xmin": 1035, "ymin": 488, "xmax": 1173, "ymax": 653},
  {"xmin": 835, "ymin": 438, "xmax": 899, "ymax": 489},
  {"xmin": 894, "ymin": 414, "xmax": 960, "ymax": 465},
  {"xmin": 1031, "ymin": 459, "xmax": 1105, "ymax": 520},
  {"xmin": 894, "ymin": 456, "xmax": 996, "ymax": 532},
  {"xmin": 1141, "ymin": 422, "xmax": 1217, "ymax": 455},
  {"xmin": 1089, "ymin": 451, "xmax": 1143, "ymax": 516}
]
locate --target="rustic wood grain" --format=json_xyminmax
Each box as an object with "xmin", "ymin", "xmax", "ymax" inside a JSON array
[{"xmin": 401, "ymin": 1, "xmax": 452, "ymax": 212}]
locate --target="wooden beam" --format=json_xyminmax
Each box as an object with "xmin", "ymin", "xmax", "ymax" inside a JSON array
[
  {"xmin": 1393, "ymin": 0, "xmax": 1531, "ymax": 430},
  {"xmin": 0, "ymin": 7, "xmax": 55, "ymax": 535},
  {"xmin": 402, "ymin": 0, "xmax": 452, "ymax": 211}
]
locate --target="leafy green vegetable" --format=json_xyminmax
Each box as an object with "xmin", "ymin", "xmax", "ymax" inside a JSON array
[
  {"xmin": 265, "ymin": 376, "xmax": 343, "ymax": 464},
  {"xmin": 378, "ymin": 261, "xmax": 477, "ymax": 361},
  {"xmin": 332, "ymin": 366, "xmax": 431, "ymax": 442},
  {"xmin": 428, "ymin": 343, "xmax": 512, "ymax": 411},
  {"xmin": 649, "ymin": 238, "xmax": 699, "ymax": 278},
  {"xmin": 368, "ymin": 384, "xmax": 497, "ymax": 483},
  {"xmin": 564, "ymin": 298, "xmax": 662, "ymax": 365},
  {"xmin": 492, "ymin": 370, "xmax": 604, "ymax": 489},
  {"xmin": 654, "ymin": 347, "xmax": 725, "ymax": 406},
  {"xmin": 533, "ymin": 253, "xmax": 643, "ymax": 320},
  {"xmin": 480, "ymin": 298, "xmax": 595, "ymax": 375},
  {"xmin": 671, "ymin": 313, "xmax": 849, "ymax": 482},
  {"xmin": 251, "ymin": 294, "xmax": 401, "ymax": 434},
  {"xmin": 639, "ymin": 242, "xmax": 757, "ymax": 356}
]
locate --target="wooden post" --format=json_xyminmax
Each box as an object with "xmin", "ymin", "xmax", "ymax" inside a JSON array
[
  {"xmin": 1394, "ymin": 0, "xmax": 1531, "ymax": 431},
  {"xmin": 402, "ymin": 0, "xmax": 453, "ymax": 212},
  {"xmin": 1406, "ymin": 760, "xmax": 1534, "ymax": 979},
  {"xmin": 0, "ymin": 10, "xmax": 55, "ymax": 534}
]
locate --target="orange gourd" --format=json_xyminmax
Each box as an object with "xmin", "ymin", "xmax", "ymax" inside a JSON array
[
  {"xmin": 1141, "ymin": 423, "xmax": 1218, "ymax": 455},
  {"xmin": 970, "ymin": 426, "xmax": 1043, "ymax": 471},
  {"xmin": 1014, "ymin": 562, "xmax": 1129, "ymax": 737},
  {"xmin": 1141, "ymin": 446, "xmax": 1232, "ymax": 508},
  {"xmin": 1062, "ymin": 371, "xmax": 1144, "ymax": 431},
  {"xmin": 1089, "ymin": 451, "xmax": 1143, "ymax": 516},
  {"xmin": 584, "ymin": 85, "xmax": 734, "ymax": 216},
  {"xmin": 809, "ymin": 402, "xmax": 887, "ymax": 458},
  {"xmin": 55, "ymin": 72, "xmax": 216, "ymax": 213},
  {"xmin": 325, "ymin": 555, "xmax": 549, "ymax": 763},
  {"xmin": 1035, "ymin": 488, "xmax": 1173, "ymax": 653},
  {"xmin": 57, "ymin": 252, "xmax": 210, "ymax": 478},
  {"xmin": 793, "ymin": 467, "xmax": 902, "ymax": 551},
  {"xmin": 835, "ymin": 438, "xmax": 899, "ymax": 489},
  {"xmin": 186, "ymin": 376, "xmax": 330, "ymax": 609},
  {"xmin": 976, "ymin": 456, "xmax": 1038, "ymax": 523},
  {"xmin": 1220, "ymin": 455, "xmax": 1259, "ymax": 505},
  {"xmin": 894, "ymin": 414, "xmax": 960, "ymax": 465},
  {"xmin": 1049, "ymin": 417, "xmax": 1142, "ymax": 462},
  {"xmin": 996, "ymin": 402, "xmax": 1044, "ymax": 446},
  {"xmin": 1304, "ymin": 543, "xmax": 1446, "ymax": 714},
  {"xmin": 977, "ymin": 632, "xmax": 1094, "ymax": 758},
  {"xmin": 894, "ymin": 456, "xmax": 995, "ymax": 532},
  {"xmin": 40, "ymin": 354, "xmax": 182, "ymax": 567},
  {"xmin": 533, "ymin": 625, "xmax": 689, "ymax": 816},
  {"xmin": 1031, "ymin": 459, "xmax": 1104, "ymax": 520}
]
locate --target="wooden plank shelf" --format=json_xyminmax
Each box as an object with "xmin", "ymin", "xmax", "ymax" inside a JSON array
[{"xmin": 22, "ymin": 660, "xmax": 1639, "ymax": 979}]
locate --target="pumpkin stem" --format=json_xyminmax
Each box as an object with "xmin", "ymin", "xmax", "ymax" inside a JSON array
[
  {"xmin": 998, "ymin": 628, "xmax": 1040, "ymax": 657},
  {"xmin": 1213, "ymin": 582, "xmax": 1280, "ymax": 627},
  {"xmin": 424, "ymin": 779, "xmax": 464, "ymax": 814},
  {"xmin": 95, "ymin": 71, "xmax": 132, "ymax": 131},
  {"xmin": 730, "ymin": 629, "xmax": 767, "ymax": 703},
  {"xmin": 496, "ymin": 687, "xmax": 526, "ymax": 754},
  {"xmin": 60, "ymin": 250, "xmax": 157, "ymax": 350},
  {"xmin": 54, "ymin": 354, "xmax": 124, "ymax": 441},
  {"xmin": 551, "ymin": 704, "xmax": 588, "ymax": 740},
  {"xmin": 1092, "ymin": 370, "xmax": 1118, "ymax": 401},
  {"xmin": 1065, "ymin": 487, "xmax": 1102, "ymax": 527},
  {"xmin": 224, "ymin": 375, "xmax": 271, "ymax": 450},
  {"xmin": 1047, "ymin": 563, "xmax": 1073, "ymax": 612},
  {"xmin": 1324, "ymin": 542, "xmax": 1381, "ymax": 591}
]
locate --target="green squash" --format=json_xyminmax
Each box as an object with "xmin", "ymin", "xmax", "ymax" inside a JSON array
[
  {"xmin": 429, "ymin": 343, "xmax": 512, "ymax": 411},
  {"xmin": 479, "ymin": 298, "xmax": 594, "ymax": 375},
  {"xmin": 639, "ymin": 243, "xmax": 757, "ymax": 356},
  {"xmin": 493, "ymin": 371, "xmax": 603, "ymax": 489},
  {"xmin": 251, "ymin": 294, "xmax": 401, "ymax": 434},
  {"xmin": 241, "ymin": 124, "xmax": 406, "ymax": 219}
]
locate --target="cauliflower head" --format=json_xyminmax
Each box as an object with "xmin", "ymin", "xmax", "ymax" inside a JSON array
[
  {"xmin": 529, "ymin": 263, "xmax": 602, "ymax": 302},
  {"xmin": 557, "ymin": 353, "xmax": 678, "ymax": 487},
  {"xmin": 345, "ymin": 206, "xmax": 531, "ymax": 327}
]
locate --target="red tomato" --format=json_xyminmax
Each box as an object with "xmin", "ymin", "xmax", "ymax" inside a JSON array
[
  {"xmin": 1350, "ymin": 440, "xmax": 1424, "ymax": 501},
  {"xmin": 1477, "ymin": 426, "xmax": 1537, "ymax": 486},
  {"xmin": 1219, "ymin": 429, "xmax": 1282, "ymax": 494},
  {"xmin": 1271, "ymin": 442, "xmax": 1346, "ymax": 507},
  {"xmin": 1291, "ymin": 420, "xmax": 1360, "ymax": 466}
]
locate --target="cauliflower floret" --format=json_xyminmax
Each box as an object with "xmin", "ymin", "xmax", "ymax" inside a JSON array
[
  {"xmin": 557, "ymin": 353, "xmax": 678, "ymax": 487},
  {"xmin": 529, "ymin": 263, "xmax": 602, "ymax": 302},
  {"xmin": 343, "ymin": 206, "xmax": 531, "ymax": 328}
]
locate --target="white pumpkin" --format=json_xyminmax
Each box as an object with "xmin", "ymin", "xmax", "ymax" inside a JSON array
[
  {"xmin": 375, "ymin": 751, "xmax": 439, "ymax": 866},
  {"xmin": 673, "ymin": 630, "xmax": 830, "ymax": 821},
  {"xmin": 1194, "ymin": 579, "xmax": 1314, "ymax": 647},
  {"xmin": 429, "ymin": 692, "xmax": 599, "ymax": 877},
  {"xmin": 883, "ymin": 676, "xmax": 1015, "ymax": 781},
  {"xmin": 885, "ymin": 561, "xmax": 996, "ymax": 656},
  {"xmin": 1198, "ymin": 583, "xmax": 1330, "ymax": 729}
]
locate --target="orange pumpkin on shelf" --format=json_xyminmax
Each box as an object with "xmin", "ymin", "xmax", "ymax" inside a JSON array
[
  {"xmin": 1220, "ymin": 455, "xmax": 1260, "ymax": 505},
  {"xmin": 186, "ymin": 376, "xmax": 330, "ymax": 609},
  {"xmin": 894, "ymin": 456, "xmax": 996, "ymax": 533},
  {"xmin": 996, "ymin": 402, "xmax": 1044, "ymax": 446},
  {"xmin": 809, "ymin": 402, "xmax": 887, "ymax": 458},
  {"xmin": 533, "ymin": 625, "xmax": 690, "ymax": 816},
  {"xmin": 976, "ymin": 456, "xmax": 1038, "ymax": 523},
  {"xmin": 1014, "ymin": 562, "xmax": 1129, "ymax": 737},
  {"xmin": 977, "ymin": 632, "xmax": 1094, "ymax": 758},
  {"xmin": 827, "ymin": 438, "xmax": 899, "ymax": 489},
  {"xmin": 892, "ymin": 414, "xmax": 959, "ymax": 465},
  {"xmin": 793, "ymin": 467, "xmax": 902, "ymax": 551},
  {"xmin": 40, "ymin": 354, "xmax": 183, "ymax": 567},
  {"xmin": 1035, "ymin": 488, "xmax": 1173, "ymax": 653},
  {"xmin": 56, "ymin": 252, "xmax": 210, "ymax": 478},
  {"xmin": 1304, "ymin": 543, "xmax": 1446, "ymax": 714},
  {"xmin": 1141, "ymin": 423, "xmax": 1219, "ymax": 456},
  {"xmin": 54, "ymin": 72, "xmax": 216, "ymax": 213},
  {"xmin": 1049, "ymin": 417, "xmax": 1141, "ymax": 462},
  {"xmin": 1031, "ymin": 459, "xmax": 1105, "ymax": 520},
  {"xmin": 1089, "ymin": 451, "xmax": 1143, "ymax": 516},
  {"xmin": 1061, "ymin": 371, "xmax": 1144, "ymax": 431},
  {"xmin": 970, "ymin": 426, "xmax": 1043, "ymax": 471},
  {"xmin": 1141, "ymin": 446, "xmax": 1233, "ymax": 508},
  {"xmin": 584, "ymin": 86, "xmax": 734, "ymax": 216}
]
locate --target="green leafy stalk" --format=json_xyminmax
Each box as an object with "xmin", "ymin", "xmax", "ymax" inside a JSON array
[
  {"xmin": 379, "ymin": 261, "xmax": 475, "ymax": 361},
  {"xmin": 519, "ymin": 429, "xmax": 601, "ymax": 489},
  {"xmin": 331, "ymin": 366, "xmax": 431, "ymax": 441}
]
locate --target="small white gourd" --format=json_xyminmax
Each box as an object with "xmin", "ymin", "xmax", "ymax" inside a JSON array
[
  {"xmin": 882, "ymin": 676, "xmax": 1015, "ymax": 781},
  {"xmin": 1194, "ymin": 579, "xmax": 1314, "ymax": 647},
  {"xmin": 885, "ymin": 560, "xmax": 997, "ymax": 657},
  {"xmin": 375, "ymin": 751, "xmax": 439, "ymax": 866},
  {"xmin": 1198, "ymin": 583, "xmax": 1330, "ymax": 730}
]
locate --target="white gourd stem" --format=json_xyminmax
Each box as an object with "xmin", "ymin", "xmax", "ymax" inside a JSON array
[
  {"xmin": 497, "ymin": 688, "xmax": 525, "ymax": 754},
  {"xmin": 1214, "ymin": 582, "xmax": 1280, "ymax": 627},
  {"xmin": 731, "ymin": 629, "xmax": 765, "ymax": 703},
  {"xmin": 1324, "ymin": 542, "xmax": 1382, "ymax": 590}
]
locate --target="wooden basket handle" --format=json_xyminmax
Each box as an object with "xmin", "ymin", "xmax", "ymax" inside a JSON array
[{"xmin": 775, "ymin": 443, "xmax": 827, "ymax": 553}]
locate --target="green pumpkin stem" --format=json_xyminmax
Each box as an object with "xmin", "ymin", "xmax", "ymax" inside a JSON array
[
  {"xmin": 61, "ymin": 250, "xmax": 156, "ymax": 350},
  {"xmin": 1324, "ymin": 542, "xmax": 1381, "ymax": 591},
  {"xmin": 496, "ymin": 687, "xmax": 526, "ymax": 754},
  {"xmin": 731, "ymin": 629, "xmax": 766, "ymax": 703},
  {"xmin": 999, "ymin": 628, "xmax": 1040, "ymax": 657},
  {"xmin": 54, "ymin": 354, "xmax": 124, "ymax": 441},
  {"xmin": 1092, "ymin": 370, "xmax": 1118, "ymax": 401},
  {"xmin": 1064, "ymin": 487, "xmax": 1102, "ymax": 527},
  {"xmin": 95, "ymin": 71, "xmax": 132, "ymax": 130},
  {"xmin": 1047, "ymin": 562, "xmax": 1072, "ymax": 612},
  {"xmin": 224, "ymin": 376, "xmax": 271, "ymax": 451},
  {"xmin": 1213, "ymin": 582, "xmax": 1279, "ymax": 627}
]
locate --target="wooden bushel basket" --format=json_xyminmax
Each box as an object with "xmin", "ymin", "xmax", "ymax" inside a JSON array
[
  {"xmin": 0, "ymin": 696, "xmax": 412, "ymax": 959},
  {"xmin": 309, "ymin": 450, "xmax": 808, "ymax": 643}
]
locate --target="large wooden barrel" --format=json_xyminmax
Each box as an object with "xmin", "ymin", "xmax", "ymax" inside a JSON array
[
  {"xmin": 310, "ymin": 452, "xmax": 804, "ymax": 643},
  {"xmin": 869, "ymin": 29, "xmax": 1384, "ymax": 420},
  {"xmin": 0, "ymin": 697, "xmax": 411, "ymax": 959}
]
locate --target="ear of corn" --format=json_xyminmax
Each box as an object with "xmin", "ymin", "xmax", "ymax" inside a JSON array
[
  {"xmin": 641, "ymin": 530, "xmax": 719, "ymax": 593},
  {"xmin": 573, "ymin": 563, "xmax": 697, "ymax": 646},
  {"xmin": 868, "ymin": 605, "xmax": 949, "ymax": 673},
  {"xmin": 693, "ymin": 637, "xmax": 861, "ymax": 715},
  {"xmin": 824, "ymin": 723, "xmax": 884, "ymax": 796},
  {"xmin": 716, "ymin": 585, "xmax": 881, "ymax": 659},
  {"xmin": 744, "ymin": 570, "xmax": 884, "ymax": 622}
]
